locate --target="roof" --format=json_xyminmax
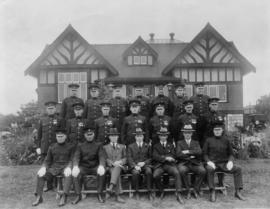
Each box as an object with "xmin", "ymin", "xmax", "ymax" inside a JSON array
[{"xmin": 94, "ymin": 42, "xmax": 187, "ymax": 78}]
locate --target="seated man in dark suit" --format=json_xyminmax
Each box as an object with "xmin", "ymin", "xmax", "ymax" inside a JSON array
[
  {"xmin": 127, "ymin": 128, "xmax": 153, "ymax": 200},
  {"xmin": 152, "ymin": 127, "xmax": 184, "ymax": 204},
  {"xmin": 71, "ymin": 126, "xmax": 106, "ymax": 204},
  {"xmin": 32, "ymin": 128, "xmax": 73, "ymax": 207},
  {"xmin": 203, "ymin": 121, "xmax": 245, "ymax": 202},
  {"xmin": 176, "ymin": 124, "xmax": 206, "ymax": 199},
  {"xmin": 103, "ymin": 128, "xmax": 126, "ymax": 203}
]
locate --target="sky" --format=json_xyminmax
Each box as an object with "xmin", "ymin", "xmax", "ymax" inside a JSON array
[{"xmin": 0, "ymin": 0, "xmax": 269, "ymax": 114}]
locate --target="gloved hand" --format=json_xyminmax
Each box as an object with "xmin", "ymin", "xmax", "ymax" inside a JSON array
[
  {"xmin": 36, "ymin": 148, "xmax": 41, "ymax": 155},
  {"xmin": 97, "ymin": 165, "xmax": 105, "ymax": 176},
  {"xmin": 135, "ymin": 165, "xmax": 141, "ymax": 171},
  {"xmin": 72, "ymin": 166, "xmax": 80, "ymax": 177},
  {"xmin": 64, "ymin": 167, "xmax": 72, "ymax": 177},
  {"xmin": 207, "ymin": 161, "xmax": 216, "ymax": 169},
  {"xmin": 37, "ymin": 167, "xmax": 46, "ymax": 177},
  {"xmin": 226, "ymin": 161, "xmax": 233, "ymax": 170},
  {"xmin": 137, "ymin": 162, "xmax": 145, "ymax": 167}
]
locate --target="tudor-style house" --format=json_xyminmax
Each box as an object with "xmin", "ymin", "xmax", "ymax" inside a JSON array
[{"xmin": 25, "ymin": 23, "xmax": 255, "ymax": 131}]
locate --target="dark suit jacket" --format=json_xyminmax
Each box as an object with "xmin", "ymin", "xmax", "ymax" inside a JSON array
[
  {"xmin": 127, "ymin": 142, "xmax": 152, "ymax": 169},
  {"xmin": 152, "ymin": 142, "xmax": 176, "ymax": 169},
  {"xmin": 176, "ymin": 139, "xmax": 202, "ymax": 166}
]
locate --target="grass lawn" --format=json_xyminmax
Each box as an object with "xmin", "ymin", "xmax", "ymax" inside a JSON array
[{"xmin": 0, "ymin": 159, "xmax": 270, "ymax": 209}]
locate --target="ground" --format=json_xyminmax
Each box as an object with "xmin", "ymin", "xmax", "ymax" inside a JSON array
[{"xmin": 0, "ymin": 159, "xmax": 270, "ymax": 209}]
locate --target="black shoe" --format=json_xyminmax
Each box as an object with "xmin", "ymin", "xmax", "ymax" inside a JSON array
[
  {"xmin": 98, "ymin": 193, "xmax": 105, "ymax": 203},
  {"xmin": 159, "ymin": 191, "xmax": 165, "ymax": 200},
  {"xmin": 71, "ymin": 194, "xmax": 81, "ymax": 204},
  {"xmin": 43, "ymin": 187, "xmax": 53, "ymax": 192},
  {"xmin": 32, "ymin": 195, "xmax": 43, "ymax": 206},
  {"xmin": 115, "ymin": 195, "xmax": 125, "ymax": 203},
  {"xmin": 193, "ymin": 190, "xmax": 199, "ymax": 199},
  {"xmin": 186, "ymin": 190, "xmax": 191, "ymax": 199},
  {"xmin": 176, "ymin": 193, "xmax": 184, "ymax": 204},
  {"xmin": 107, "ymin": 184, "xmax": 114, "ymax": 195},
  {"xmin": 210, "ymin": 190, "xmax": 216, "ymax": 202},
  {"xmin": 235, "ymin": 190, "xmax": 246, "ymax": 201},
  {"xmin": 148, "ymin": 192, "xmax": 154, "ymax": 201},
  {"xmin": 58, "ymin": 194, "xmax": 67, "ymax": 207}
]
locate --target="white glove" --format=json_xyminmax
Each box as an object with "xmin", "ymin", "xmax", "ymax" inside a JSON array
[
  {"xmin": 135, "ymin": 165, "xmax": 141, "ymax": 171},
  {"xmin": 37, "ymin": 167, "xmax": 46, "ymax": 177},
  {"xmin": 97, "ymin": 165, "xmax": 105, "ymax": 176},
  {"xmin": 72, "ymin": 166, "xmax": 80, "ymax": 177},
  {"xmin": 137, "ymin": 162, "xmax": 145, "ymax": 167},
  {"xmin": 64, "ymin": 167, "xmax": 72, "ymax": 177},
  {"xmin": 36, "ymin": 148, "xmax": 41, "ymax": 155},
  {"xmin": 226, "ymin": 161, "xmax": 233, "ymax": 170},
  {"xmin": 207, "ymin": 161, "xmax": 216, "ymax": 169}
]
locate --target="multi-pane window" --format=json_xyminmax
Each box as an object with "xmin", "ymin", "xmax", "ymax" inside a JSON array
[
  {"xmin": 39, "ymin": 70, "xmax": 47, "ymax": 84},
  {"xmin": 57, "ymin": 72, "xmax": 87, "ymax": 103},
  {"xmin": 203, "ymin": 85, "xmax": 227, "ymax": 102},
  {"xmin": 185, "ymin": 84, "xmax": 193, "ymax": 97},
  {"xmin": 128, "ymin": 55, "xmax": 153, "ymax": 65}
]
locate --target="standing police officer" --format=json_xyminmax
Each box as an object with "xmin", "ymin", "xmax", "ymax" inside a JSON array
[
  {"xmin": 60, "ymin": 83, "xmax": 84, "ymax": 120},
  {"xmin": 172, "ymin": 83, "xmax": 188, "ymax": 121}
]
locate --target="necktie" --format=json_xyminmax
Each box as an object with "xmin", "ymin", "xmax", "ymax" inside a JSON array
[
  {"xmin": 113, "ymin": 143, "xmax": 116, "ymax": 149},
  {"xmin": 163, "ymin": 143, "xmax": 166, "ymax": 149}
]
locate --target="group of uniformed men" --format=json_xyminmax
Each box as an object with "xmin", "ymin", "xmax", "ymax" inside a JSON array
[{"xmin": 32, "ymin": 82, "xmax": 245, "ymax": 207}]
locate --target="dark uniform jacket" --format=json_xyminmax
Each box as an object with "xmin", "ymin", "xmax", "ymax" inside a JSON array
[
  {"xmin": 66, "ymin": 117, "xmax": 88, "ymax": 146},
  {"xmin": 203, "ymin": 136, "xmax": 234, "ymax": 164},
  {"xmin": 103, "ymin": 143, "xmax": 127, "ymax": 168},
  {"xmin": 83, "ymin": 97, "xmax": 103, "ymax": 121},
  {"xmin": 121, "ymin": 114, "xmax": 149, "ymax": 145},
  {"xmin": 149, "ymin": 115, "xmax": 174, "ymax": 144},
  {"xmin": 127, "ymin": 142, "xmax": 152, "ymax": 169},
  {"xmin": 202, "ymin": 110, "xmax": 225, "ymax": 138},
  {"xmin": 177, "ymin": 113, "xmax": 199, "ymax": 141},
  {"xmin": 110, "ymin": 97, "xmax": 128, "ymax": 124},
  {"xmin": 150, "ymin": 95, "xmax": 174, "ymax": 117},
  {"xmin": 43, "ymin": 142, "xmax": 73, "ymax": 175},
  {"xmin": 172, "ymin": 96, "xmax": 188, "ymax": 120},
  {"xmin": 73, "ymin": 141, "xmax": 105, "ymax": 168},
  {"xmin": 60, "ymin": 96, "xmax": 84, "ymax": 119},
  {"xmin": 176, "ymin": 139, "xmax": 202, "ymax": 166},
  {"xmin": 190, "ymin": 94, "xmax": 210, "ymax": 117},
  {"xmin": 134, "ymin": 95, "xmax": 151, "ymax": 120},
  {"xmin": 152, "ymin": 142, "xmax": 177, "ymax": 169},
  {"xmin": 37, "ymin": 114, "xmax": 64, "ymax": 155},
  {"xmin": 94, "ymin": 116, "xmax": 119, "ymax": 144}
]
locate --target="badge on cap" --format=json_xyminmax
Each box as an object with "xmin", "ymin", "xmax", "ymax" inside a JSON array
[
  {"xmin": 191, "ymin": 119, "xmax": 197, "ymax": 124},
  {"xmin": 53, "ymin": 119, "xmax": 58, "ymax": 125},
  {"xmin": 78, "ymin": 122, "xmax": 84, "ymax": 127}
]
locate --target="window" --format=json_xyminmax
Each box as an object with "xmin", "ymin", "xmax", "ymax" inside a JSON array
[
  {"xmin": 219, "ymin": 69, "xmax": 226, "ymax": 81},
  {"xmin": 133, "ymin": 56, "xmax": 140, "ymax": 65},
  {"xmin": 227, "ymin": 114, "xmax": 243, "ymax": 131},
  {"xmin": 128, "ymin": 55, "xmax": 153, "ymax": 65},
  {"xmin": 185, "ymin": 84, "xmax": 193, "ymax": 97},
  {"xmin": 234, "ymin": 68, "xmax": 241, "ymax": 81},
  {"xmin": 140, "ymin": 56, "xmax": 147, "ymax": 64},
  {"xmin": 181, "ymin": 69, "xmax": 188, "ymax": 80},
  {"xmin": 173, "ymin": 69, "xmax": 181, "ymax": 78},
  {"xmin": 57, "ymin": 72, "xmax": 87, "ymax": 103},
  {"xmin": 203, "ymin": 84, "xmax": 227, "ymax": 102},
  {"xmin": 227, "ymin": 69, "xmax": 233, "ymax": 81},
  {"xmin": 211, "ymin": 69, "xmax": 218, "ymax": 81},
  {"xmin": 196, "ymin": 69, "xmax": 203, "ymax": 82},
  {"xmin": 204, "ymin": 69, "xmax": 210, "ymax": 81},
  {"xmin": 189, "ymin": 69, "xmax": 196, "ymax": 82},
  {"xmin": 47, "ymin": 71, "xmax": 55, "ymax": 84},
  {"xmin": 90, "ymin": 70, "xmax": 98, "ymax": 83},
  {"xmin": 39, "ymin": 70, "xmax": 47, "ymax": 84}
]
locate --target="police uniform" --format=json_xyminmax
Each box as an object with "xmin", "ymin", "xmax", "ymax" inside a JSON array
[
  {"xmin": 72, "ymin": 127, "xmax": 106, "ymax": 203},
  {"xmin": 134, "ymin": 95, "xmax": 151, "ymax": 120},
  {"xmin": 60, "ymin": 83, "xmax": 84, "ymax": 120},
  {"xmin": 110, "ymin": 90, "xmax": 128, "ymax": 125},
  {"xmin": 151, "ymin": 94, "xmax": 174, "ymax": 117},
  {"xmin": 172, "ymin": 84, "xmax": 188, "ymax": 121},
  {"xmin": 83, "ymin": 83, "xmax": 103, "ymax": 121},
  {"xmin": 149, "ymin": 102, "xmax": 174, "ymax": 145},
  {"xmin": 37, "ymin": 101, "xmax": 64, "ymax": 160},
  {"xmin": 121, "ymin": 99, "xmax": 149, "ymax": 145}
]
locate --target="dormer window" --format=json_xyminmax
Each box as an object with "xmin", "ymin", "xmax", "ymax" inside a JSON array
[{"xmin": 123, "ymin": 36, "xmax": 158, "ymax": 66}]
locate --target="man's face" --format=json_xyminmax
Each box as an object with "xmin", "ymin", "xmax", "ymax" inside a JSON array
[
  {"xmin": 213, "ymin": 127, "xmax": 223, "ymax": 137},
  {"xmin": 90, "ymin": 88, "xmax": 99, "ymax": 98},
  {"xmin": 130, "ymin": 105, "xmax": 140, "ymax": 114},
  {"xmin": 70, "ymin": 88, "xmax": 78, "ymax": 96},
  {"xmin": 46, "ymin": 106, "xmax": 56, "ymax": 115},
  {"xmin": 185, "ymin": 104, "xmax": 193, "ymax": 113},
  {"xmin": 101, "ymin": 106, "xmax": 110, "ymax": 116},
  {"xmin": 156, "ymin": 107, "xmax": 165, "ymax": 116},
  {"xmin": 183, "ymin": 132, "xmax": 193, "ymax": 140},
  {"xmin": 209, "ymin": 102, "xmax": 219, "ymax": 111},
  {"xmin": 157, "ymin": 87, "xmax": 164, "ymax": 95},
  {"xmin": 109, "ymin": 135, "xmax": 119, "ymax": 144},
  {"xmin": 56, "ymin": 133, "xmax": 67, "ymax": 144},
  {"xmin": 196, "ymin": 86, "xmax": 205, "ymax": 95},
  {"xmin": 159, "ymin": 134, "xmax": 168, "ymax": 143},
  {"xmin": 74, "ymin": 108, "xmax": 83, "ymax": 117},
  {"xmin": 84, "ymin": 132, "xmax": 95, "ymax": 142},
  {"xmin": 135, "ymin": 134, "xmax": 144, "ymax": 144},
  {"xmin": 175, "ymin": 88, "xmax": 184, "ymax": 97},
  {"xmin": 135, "ymin": 88, "xmax": 144, "ymax": 96}
]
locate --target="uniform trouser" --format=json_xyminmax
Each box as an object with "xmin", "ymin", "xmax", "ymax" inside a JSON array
[
  {"xmin": 206, "ymin": 163, "xmax": 243, "ymax": 190},
  {"xmin": 109, "ymin": 166, "xmax": 123, "ymax": 194},
  {"xmin": 131, "ymin": 166, "xmax": 152, "ymax": 192},
  {"xmin": 153, "ymin": 164, "xmax": 181, "ymax": 192},
  {"xmin": 40, "ymin": 154, "xmax": 53, "ymax": 189},
  {"xmin": 35, "ymin": 170, "xmax": 72, "ymax": 196},
  {"xmin": 73, "ymin": 166, "xmax": 105, "ymax": 194},
  {"xmin": 178, "ymin": 164, "xmax": 206, "ymax": 191}
]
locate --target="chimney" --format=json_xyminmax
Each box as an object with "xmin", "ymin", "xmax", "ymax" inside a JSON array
[
  {"xmin": 149, "ymin": 33, "xmax": 155, "ymax": 41},
  {"xmin": 169, "ymin": 33, "xmax": 175, "ymax": 41}
]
